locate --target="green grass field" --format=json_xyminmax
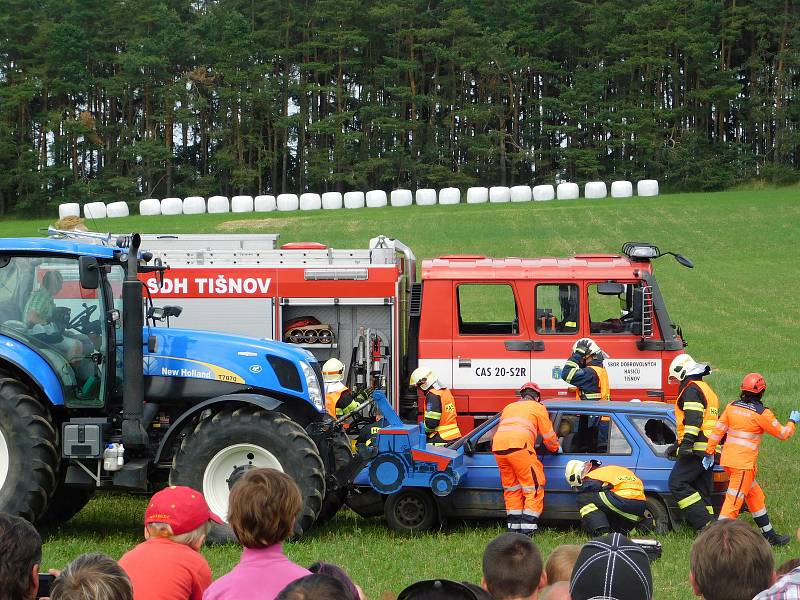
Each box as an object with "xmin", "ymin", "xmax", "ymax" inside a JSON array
[{"xmin": 7, "ymin": 187, "xmax": 800, "ymax": 598}]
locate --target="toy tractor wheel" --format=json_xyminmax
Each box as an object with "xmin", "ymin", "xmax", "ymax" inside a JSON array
[
  {"xmin": 640, "ymin": 495, "xmax": 671, "ymax": 534},
  {"xmin": 385, "ymin": 489, "xmax": 438, "ymax": 532},
  {"xmin": 430, "ymin": 472, "xmax": 455, "ymax": 497},
  {"xmin": 0, "ymin": 377, "xmax": 58, "ymax": 523},
  {"xmin": 368, "ymin": 453, "xmax": 406, "ymax": 494},
  {"xmin": 170, "ymin": 406, "xmax": 325, "ymax": 541}
]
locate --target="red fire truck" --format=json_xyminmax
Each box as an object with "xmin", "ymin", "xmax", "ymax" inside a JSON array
[{"xmin": 140, "ymin": 235, "xmax": 693, "ymax": 432}]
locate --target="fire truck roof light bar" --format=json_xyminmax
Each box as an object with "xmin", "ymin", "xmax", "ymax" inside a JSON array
[{"xmin": 304, "ymin": 268, "xmax": 368, "ymax": 280}]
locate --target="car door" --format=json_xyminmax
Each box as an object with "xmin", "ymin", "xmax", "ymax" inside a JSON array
[{"xmin": 542, "ymin": 409, "xmax": 639, "ymax": 519}]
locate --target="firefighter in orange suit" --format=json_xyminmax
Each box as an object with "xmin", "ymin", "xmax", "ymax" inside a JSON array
[
  {"xmin": 322, "ymin": 358, "xmax": 359, "ymax": 420},
  {"xmin": 666, "ymin": 353, "xmax": 718, "ymax": 532},
  {"xmin": 409, "ymin": 367, "xmax": 462, "ymax": 445},
  {"xmin": 561, "ymin": 338, "xmax": 610, "ymax": 401},
  {"xmin": 492, "ymin": 382, "xmax": 561, "ymax": 535},
  {"xmin": 703, "ymin": 373, "xmax": 798, "ymax": 546},
  {"xmin": 566, "ymin": 459, "xmax": 647, "ymax": 536}
]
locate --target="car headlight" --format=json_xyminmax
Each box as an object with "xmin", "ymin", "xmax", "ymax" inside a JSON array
[{"xmin": 301, "ymin": 361, "xmax": 324, "ymax": 412}]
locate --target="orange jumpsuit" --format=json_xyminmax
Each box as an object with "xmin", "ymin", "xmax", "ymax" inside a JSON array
[
  {"xmin": 706, "ymin": 398, "xmax": 795, "ymax": 526},
  {"xmin": 492, "ymin": 400, "xmax": 559, "ymax": 534}
]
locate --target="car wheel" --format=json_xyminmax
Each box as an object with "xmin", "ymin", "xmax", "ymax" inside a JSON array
[
  {"xmin": 384, "ymin": 489, "xmax": 438, "ymax": 532},
  {"xmin": 640, "ymin": 495, "xmax": 671, "ymax": 534}
]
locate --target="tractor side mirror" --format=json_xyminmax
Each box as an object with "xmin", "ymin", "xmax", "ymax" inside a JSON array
[
  {"xmin": 78, "ymin": 256, "xmax": 100, "ymax": 289},
  {"xmin": 597, "ymin": 281, "xmax": 625, "ymax": 295}
]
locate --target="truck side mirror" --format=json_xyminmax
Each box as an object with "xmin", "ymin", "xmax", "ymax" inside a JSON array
[
  {"xmin": 79, "ymin": 256, "xmax": 100, "ymax": 289},
  {"xmin": 597, "ymin": 281, "xmax": 624, "ymax": 295}
]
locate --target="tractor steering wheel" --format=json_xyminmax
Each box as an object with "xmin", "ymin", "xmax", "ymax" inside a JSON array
[{"xmin": 68, "ymin": 304, "xmax": 97, "ymax": 331}]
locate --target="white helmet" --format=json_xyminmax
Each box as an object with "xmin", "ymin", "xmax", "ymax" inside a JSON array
[
  {"xmin": 668, "ymin": 353, "xmax": 710, "ymax": 382},
  {"xmin": 410, "ymin": 366, "xmax": 436, "ymax": 390},
  {"xmin": 565, "ymin": 460, "xmax": 587, "ymax": 487},
  {"xmin": 322, "ymin": 358, "xmax": 345, "ymax": 383},
  {"xmin": 572, "ymin": 338, "xmax": 607, "ymax": 359}
]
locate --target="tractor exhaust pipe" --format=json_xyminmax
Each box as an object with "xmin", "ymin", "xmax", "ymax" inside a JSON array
[{"xmin": 122, "ymin": 233, "xmax": 149, "ymax": 447}]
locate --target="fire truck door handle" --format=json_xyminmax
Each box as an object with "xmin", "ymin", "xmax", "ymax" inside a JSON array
[
  {"xmin": 504, "ymin": 340, "xmax": 545, "ymax": 352},
  {"xmin": 458, "ymin": 359, "xmax": 471, "ymax": 368}
]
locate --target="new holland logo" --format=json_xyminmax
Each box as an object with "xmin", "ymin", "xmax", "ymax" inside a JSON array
[{"xmin": 249, "ymin": 364, "xmax": 263, "ymax": 374}]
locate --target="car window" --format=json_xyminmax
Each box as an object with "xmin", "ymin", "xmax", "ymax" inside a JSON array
[
  {"xmin": 556, "ymin": 413, "xmax": 632, "ymax": 455},
  {"xmin": 588, "ymin": 282, "xmax": 645, "ymax": 335},
  {"xmin": 629, "ymin": 416, "xmax": 677, "ymax": 457},
  {"xmin": 457, "ymin": 283, "xmax": 518, "ymax": 335}
]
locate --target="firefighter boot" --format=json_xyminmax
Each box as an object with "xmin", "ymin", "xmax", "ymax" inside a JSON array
[{"xmin": 763, "ymin": 530, "xmax": 791, "ymax": 546}]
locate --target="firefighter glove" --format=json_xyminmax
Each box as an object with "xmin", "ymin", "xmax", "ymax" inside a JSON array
[
  {"xmin": 790, "ymin": 410, "xmax": 800, "ymax": 423},
  {"xmin": 574, "ymin": 339, "xmax": 592, "ymax": 356},
  {"xmin": 702, "ymin": 455, "xmax": 715, "ymax": 470},
  {"xmin": 665, "ymin": 443, "xmax": 678, "ymax": 458},
  {"xmin": 676, "ymin": 444, "xmax": 694, "ymax": 458}
]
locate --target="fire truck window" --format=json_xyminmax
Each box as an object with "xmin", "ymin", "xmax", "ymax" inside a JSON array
[
  {"xmin": 588, "ymin": 283, "xmax": 643, "ymax": 335},
  {"xmin": 557, "ymin": 413, "xmax": 631, "ymax": 455},
  {"xmin": 629, "ymin": 416, "xmax": 677, "ymax": 457},
  {"xmin": 535, "ymin": 284, "xmax": 579, "ymax": 334},
  {"xmin": 457, "ymin": 284, "xmax": 518, "ymax": 335}
]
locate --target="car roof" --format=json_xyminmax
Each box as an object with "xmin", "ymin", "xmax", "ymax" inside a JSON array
[
  {"xmin": 0, "ymin": 238, "xmax": 120, "ymax": 260},
  {"xmin": 542, "ymin": 400, "xmax": 673, "ymax": 415}
]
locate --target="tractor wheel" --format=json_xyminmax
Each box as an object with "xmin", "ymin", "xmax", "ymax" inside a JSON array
[
  {"xmin": 0, "ymin": 377, "xmax": 58, "ymax": 522},
  {"xmin": 37, "ymin": 469, "xmax": 95, "ymax": 530},
  {"xmin": 384, "ymin": 489, "xmax": 438, "ymax": 533},
  {"xmin": 170, "ymin": 406, "xmax": 325, "ymax": 542},
  {"xmin": 314, "ymin": 429, "xmax": 353, "ymax": 524},
  {"xmin": 640, "ymin": 495, "xmax": 671, "ymax": 535}
]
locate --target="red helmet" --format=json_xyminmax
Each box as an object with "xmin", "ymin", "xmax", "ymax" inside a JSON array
[
  {"xmin": 741, "ymin": 373, "xmax": 766, "ymax": 394},
  {"xmin": 518, "ymin": 381, "xmax": 542, "ymax": 400}
]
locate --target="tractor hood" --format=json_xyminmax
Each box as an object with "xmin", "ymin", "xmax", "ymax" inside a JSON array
[{"xmin": 143, "ymin": 327, "xmax": 324, "ymax": 410}]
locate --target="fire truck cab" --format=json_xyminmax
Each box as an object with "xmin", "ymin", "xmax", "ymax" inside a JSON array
[{"xmin": 141, "ymin": 236, "xmax": 692, "ymax": 432}]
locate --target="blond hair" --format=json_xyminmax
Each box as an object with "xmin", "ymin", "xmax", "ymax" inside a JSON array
[
  {"xmin": 544, "ymin": 544, "xmax": 582, "ymax": 584},
  {"xmin": 146, "ymin": 521, "xmax": 211, "ymax": 548}
]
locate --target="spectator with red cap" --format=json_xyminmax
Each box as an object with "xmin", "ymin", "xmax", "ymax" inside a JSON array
[{"xmin": 119, "ymin": 485, "xmax": 223, "ymax": 600}]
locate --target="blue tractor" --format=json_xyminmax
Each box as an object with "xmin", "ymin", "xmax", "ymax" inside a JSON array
[{"xmin": 0, "ymin": 230, "xmax": 349, "ymax": 538}]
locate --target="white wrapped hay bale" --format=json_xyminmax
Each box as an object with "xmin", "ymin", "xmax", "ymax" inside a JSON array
[
  {"xmin": 299, "ymin": 193, "xmax": 321, "ymax": 211},
  {"xmin": 344, "ymin": 191, "xmax": 365, "ymax": 209},
  {"xmin": 439, "ymin": 187, "xmax": 460, "ymax": 205},
  {"xmin": 637, "ymin": 180, "xmax": 659, "ymax": 197},
  {"xmin": 254, "ymin": 195, "xmax": 277, "ymax": 212},
  {"xmin": 532, "ymin": 185, "xmax": 555, "ymax": 201},
  {"xmin": 366, "ymin": 190, "xmax": 388, "ymax": 208},
  {"xmin": 58, "ymin": 203, "xmax": 80, "ymax": 219},
  {"xmin": 106, "ymin": 201, "xmax": 129, "ymax": 218},
  {"xmin": 415, "ymin": 189, "xmax": 437, "ymax": 206},
  {"xmin": 584, "ymin": 181, "xmax": 607, "ymax": 199},
  {"xmin": 321, "ymin": 192, "xmax": 343, "ymax": 210},
  {"xmin": 183, "ymin": 196, "xmax": 206, "ymax": 215},
  {"xmin": 510, "ymin": 185, "xmax": 532, "ymax": 202},
  {"xmin": 610, "ymin": 181, "xmax": 633, "ymax": 198},
  {"xmin": 390, "ymin": 189, "xmax": 413, "ymax": 207},
  {"xmin": 466, "ymin": 187, "xmax": 489, "ymax": 204},
  {"xmin": 160, "ymin": 197, "xmax": 183, "ymax": 215},
  {"xmin": 83, "ymin": 202, "xmax": 107, "ymax": 219},
  {"xmin": 207, "ymin": 196, "xmax": 230, "ymax": 214},
  {"xmin": 231, "ymin": 195, "xmax": 254, "ymax": 213},
  {"xmin": 556, "ymin": 183, "xmax": 579, "ymax": 200},
  {"xmin": 489, "ymin": 186, "xmax": 510, "ymax": 203},
  {"xmin": 276, "ymin": 194, "xmax": 299, "ymax": 211},
  {"xmin": 139, "ymin": 199, "xmax": 161, "ymax": 216}
]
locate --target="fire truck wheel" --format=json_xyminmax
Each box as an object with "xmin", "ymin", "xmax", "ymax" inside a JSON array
[
  {"xmin": 384, "ymin": 489, "xmax": 438, "ymax": 532},
  {"xmin": 314, "ymin": 430, "xmax": 353, "ymax": 524},
  {"xmin": 169, "ymin": 406, "xmax": 325, "ymax": 541},
  {"xmin": 640, "ymin": 495, "xmax": 671, "ymax": 535},
  {"xmin": 0, "ymin": 377, "xmax": 58, "ymax": 523}
]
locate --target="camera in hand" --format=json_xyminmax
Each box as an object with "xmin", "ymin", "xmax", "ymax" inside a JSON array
[{"xmin": 37, "ymin": 573, "xmax": 55, "ymax": 598}]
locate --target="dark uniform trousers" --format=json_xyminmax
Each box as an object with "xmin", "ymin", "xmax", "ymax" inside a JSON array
[
  {"xmin": 668, "ymin": 454, "xmax": 714, "ymax": 530},
  {"xmin": 576, "ymin": 490, "xmax": 647, "ymax": 535}
]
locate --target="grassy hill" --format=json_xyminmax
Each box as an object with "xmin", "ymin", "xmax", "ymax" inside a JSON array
[{"xmin": 8, "ymin": 187, "xmax": 800, "ymax": 599}]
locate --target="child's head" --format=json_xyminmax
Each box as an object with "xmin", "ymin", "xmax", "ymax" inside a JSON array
[
  {"xmin": 144, "ymin": 485, "xmax": 223, "ymax": 550},
  {"xmin": 544, "ymin": 544, "xmax": 582, "ymax": 584},
  {"xmin": 228, "ymin": 468, "xmax": 301, "ymax": 548}
]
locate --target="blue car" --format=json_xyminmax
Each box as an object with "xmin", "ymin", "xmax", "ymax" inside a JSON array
[{"xmin": 349, "ymin": 400, "xmax": 728, "ymax": 533}]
